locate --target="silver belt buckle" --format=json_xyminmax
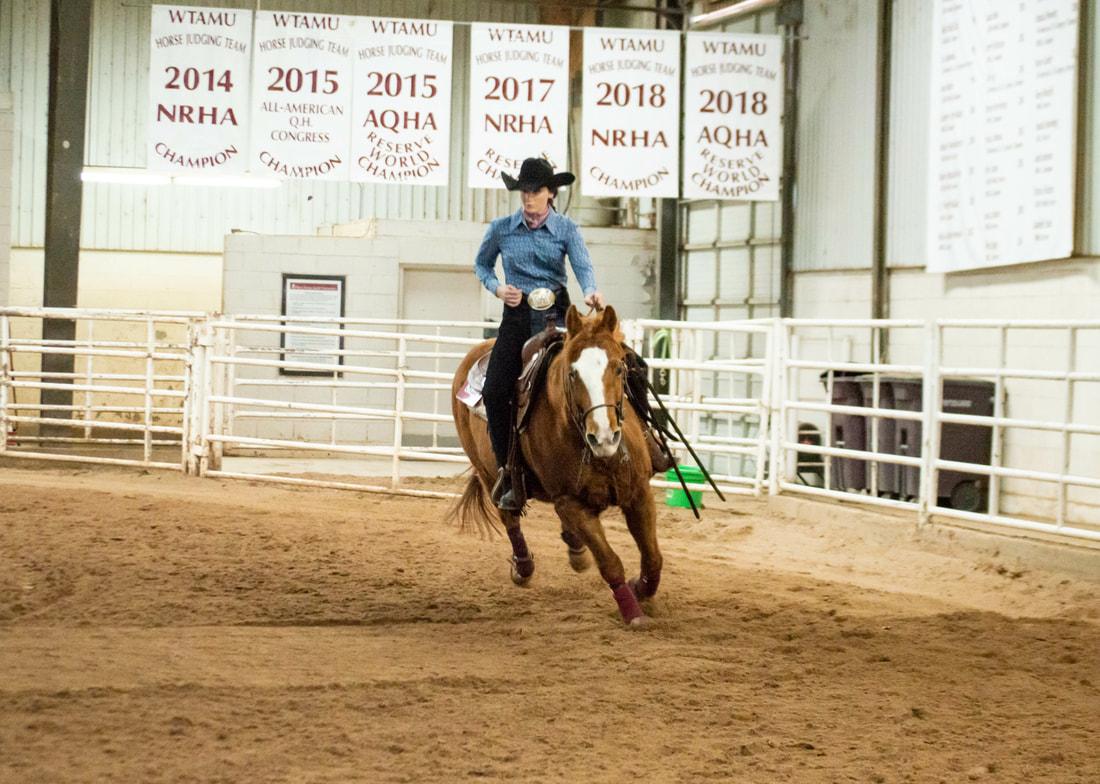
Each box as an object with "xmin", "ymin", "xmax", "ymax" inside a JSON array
[{"xmin": 527, "ymin": 287, "xmax": 556, "ymax": 311}]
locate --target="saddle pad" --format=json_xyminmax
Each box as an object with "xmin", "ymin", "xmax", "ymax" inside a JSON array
[{"xmin": 456, "ymin": 351, "xmax": 492, "ymax": 419}]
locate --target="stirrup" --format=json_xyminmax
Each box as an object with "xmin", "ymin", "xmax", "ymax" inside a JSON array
[{"xmin": 491, "ymin": 468, "xmax": 522, "ymax": 511}]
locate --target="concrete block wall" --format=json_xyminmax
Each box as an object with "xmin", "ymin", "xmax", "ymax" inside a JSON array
[
  {"xmin": 791, "ymin": 261, "xmax": 1100, "ymax": 525},
  {"xmin": 0, "ymin": 92, "xmax": 13, "ymax": 307},
  {"xmin": 222, "ymin": 219, "xmax": 658, "ymax": 447}
]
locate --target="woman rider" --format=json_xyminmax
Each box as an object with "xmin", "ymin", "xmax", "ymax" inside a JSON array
[{"xmin": 473, "ymin": 157, "xmax": 605, "ymax": 510}]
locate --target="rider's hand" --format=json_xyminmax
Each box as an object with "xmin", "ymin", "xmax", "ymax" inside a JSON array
[
  {"xmin": 496, "ymin": 284, "xmax": 523, "ymax": 307},
  {"xmin": 585, "ymin": 291, "xmax": 606, "ymax": 310}
]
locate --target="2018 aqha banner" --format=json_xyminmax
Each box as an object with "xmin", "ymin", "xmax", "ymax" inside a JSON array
[
  {"xmin": 683, "ymin": 32, "xmax": 783, "ymax": 201},
  {"xmin": 467, "ymin": 23, "xmax": 570, "ymax": 189},
  {"xmin": 250, "ymin": 11, "xmax": 353, "ymax": 180},
  {"xmin": 148, "ymin": 5, "xmax": 252, "ymax": 174},
  {"xmin": 581, "ymin": 28, "xmax": 680, "ymax": 198},
  {"xmin": 350, "ymin": 17, "xmax": 453, "ymax": 185}
]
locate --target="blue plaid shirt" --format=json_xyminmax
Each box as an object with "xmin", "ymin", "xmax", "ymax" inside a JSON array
[{"xmin": 474, "ymin": 209, "xmax": 598, "ymax": 297}]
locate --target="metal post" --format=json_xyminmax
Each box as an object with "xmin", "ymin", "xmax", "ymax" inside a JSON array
[
  {"xmin": 187, "ymin": 322, "xmax": 212, "ymax": 476},
  {"xmin": 41, "ymin": 0, "xmax": 93, "ymax": 427},
  {"xmin": 144, "ymin": 317, "xmax": 155, "ymax": 464},
  {"xmin": 989, "ymin": 326, "xmax": 1006, "ymax": 516},
  {"xmin": 871, "ymin": 0, "xmax": 893, "ymax": 347},
  {"xmin": 917, "ymin": 322, "xmax": 942, "ymax": 525},
  {"xmin": 1057, "ymin": 327, "xmax": 1077, "ymax": 528},
  {"xmin": 778, "ymin": 1, "xmax": 802, "ymax": 317},
  {"xmin": 0, "ymin": 316, "xmax": 10, "ymax": 454},
  {"xmin": 83, "ymin": 319, "xmax": 94, "ymax": 441},
  {"xmin": 391, "ymin": 336, "xmax": 407, "ymax": 488}
]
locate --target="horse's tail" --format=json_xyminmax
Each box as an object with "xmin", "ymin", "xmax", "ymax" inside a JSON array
[{"xmin": 447, "ymin": 470, "xmax": 501, "ymax": 538}]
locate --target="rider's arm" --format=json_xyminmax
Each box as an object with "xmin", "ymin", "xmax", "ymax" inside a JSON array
[
  {"xmin": 564, "ymin": 221, "xmax": 598, "ymax": 297},
  {"xmin": 474, "ymin": 222, "xmax": 502, "ymax": 294}
]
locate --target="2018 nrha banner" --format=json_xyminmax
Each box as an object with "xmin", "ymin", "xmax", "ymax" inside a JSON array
[
  {"xmin": 466, "ymin": 23, "xmax": 570, "ymax": 189},
  {"xmin": 581, "ymin": 28, "xmax": 681, "ymax": 198},
  {"xmin": 350, "ymin": 17, "xmax": 453, "ymax": 186},
  {"xmin": 683, "ymin": 32, "xmax": 783, "ymax": 201},
  {"xmin": 148, "ymin": 5, "xmax": 253, "ymax": 174}
]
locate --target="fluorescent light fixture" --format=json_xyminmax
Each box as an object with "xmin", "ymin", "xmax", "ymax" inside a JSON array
[
  {"xmin": 80, "ymin": 167, "xmax": 283, "ymax": 189},
  {"xmin": 81, "ymin": 167, "xmax": 170, "ymax": 185},
  {"xmin": 173, "ymin": 173, "xmax": 281, "ymax": 189}
]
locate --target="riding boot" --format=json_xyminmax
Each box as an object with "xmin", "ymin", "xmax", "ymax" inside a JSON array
[
  {"xmin": 491, "ymin": 467, "xmax": 522, "ymax": 511},
  {"xmin": 645, "ymin": 428, "xmax": 676, "ymax": 474}
]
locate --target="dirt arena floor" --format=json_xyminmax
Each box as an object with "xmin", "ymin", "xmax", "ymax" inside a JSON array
[{"xmin": 1, "ymin": 462, "xmax": 1098, "ymax": 783}]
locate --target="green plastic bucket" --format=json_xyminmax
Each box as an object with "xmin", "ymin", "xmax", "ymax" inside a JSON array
[{"xmin": 665, "ymin": 466, "xmax": 704, "ymax": 509}]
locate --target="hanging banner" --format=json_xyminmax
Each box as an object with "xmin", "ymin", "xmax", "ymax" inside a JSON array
[
  {"xmin": 467, "ymin": 23, "xmax": 570, "ymax": 189},
  {"xmin": 927, "ymin": 0, "xmax": 1078, "ymax": 272},
  {"xmin": 581, "ymin": 28, "xmax": 680, "ymax": 197},
  {"xmin": 683, "ymin": 32, "xmax": 783, "ymax": 201},
  {"xmin": 350, "ymin": 17, "xmax": 454, "ymax": 185},
  {"xmin": 148, "ymin": 5, "xmax": 252, "ymax": 173},
  {"xmin": 250, "ymin": 11, "xmax": 353, "ymax": 180}
]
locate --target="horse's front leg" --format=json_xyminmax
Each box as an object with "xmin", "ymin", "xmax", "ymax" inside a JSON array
[
  {"xmin": 554, "ymin": 497, "xmax": 646, "ymax": 626},
  {"xmin": 621, "ymin": 491, "xmax": 662, "ymax": 601},
  {"xmin": 500, "ymin": 510, "xmax": 535, "ymax": 586}
]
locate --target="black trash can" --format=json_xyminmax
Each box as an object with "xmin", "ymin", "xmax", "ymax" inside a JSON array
[
  {"xmin": 858, "ymin": 375, "xmax": 899, "ymax": 498},
  {"xmin": 888, "ymin": 377, "xmax": 924, "ymax": 501},
  {"xmin": 821, "ymin": 371, "xmax": 866, "ymax": 492},
  {"xmin": 939, "ymin": 379, "xmax": 995, "ymax": 512}
]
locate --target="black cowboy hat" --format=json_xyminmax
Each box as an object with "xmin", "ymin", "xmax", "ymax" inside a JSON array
[{"xmin": 501, "ymin": 157, "xmax": 575, "ymax": 191}]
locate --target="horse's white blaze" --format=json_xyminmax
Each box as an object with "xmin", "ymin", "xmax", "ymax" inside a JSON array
[{"xmin": 573, "ymin": 347, "xmax": 619, "ymax": 456}]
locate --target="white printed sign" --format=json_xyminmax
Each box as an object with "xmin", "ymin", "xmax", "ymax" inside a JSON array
[
  {"xmin": 250, "ymin": 11, "xmax": 353, "ymax": 180},
  {"xmin": 282, "ymin": 277, "xmax": 344, "ymax": 371},
  {"xmin": 927, "ymin": 0, "xmax": 1078, "ymax": 272},
  {"xmin": 467, "ymin": 23, "xmax": 570, "ymax": 189},
  {"xmin": 683, "ymin": 32, "xmax": 783, "ymax": 201},
  {"xmin": 148, "ymin": 5, "xmax": 252, "ymax": 173},
  {"xmin": 581, "ymin": 28, "xmax": 680, "ymax": 197},
  {"xmin": 350, "ymin": 17, "xmax": 453, "ymax": 185}
]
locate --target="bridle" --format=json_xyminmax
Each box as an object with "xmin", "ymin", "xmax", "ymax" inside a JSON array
[{"xmin": 565, "ymin": 356, "xmax": 627, "ymax": 462}]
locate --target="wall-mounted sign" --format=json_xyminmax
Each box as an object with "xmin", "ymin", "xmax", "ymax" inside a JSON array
[
  {"xmin": 927, "ymin": 0, "xmax": 1079, "ymax": 272},
  {"xmin": 148, "ymin": 4, "xmax": 252, "ymax": 173},
  {"xmin": 281, "ymin": 275, "xmax": 345, "ymax": 375},
  {"xmin": 350, "ymin": 17, "xmax": 454, "ymax": 185},
  {"xmin": 250, "ymin": 11, "xmax": 353, "ymax": 180},
  {"xmin": 581, "ymin": 28, "xmax": 681, "ymax": 198},
  {"xmin": 683, "ymin": 32, "xmax": 783, "ymax": 201},
  {"xmin": 467, "ymin": 23, "xmax": 570, "ymax": 189}
]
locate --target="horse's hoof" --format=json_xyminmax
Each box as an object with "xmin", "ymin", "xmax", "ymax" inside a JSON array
[
  {"xmin": 567, "ymin": 546, "xmax": 592, "ymax": 573},
  {"xmin": 629, "ymin": 575, "xmax": 659, "ymax": 601},
  {"xmin": 510, "ymin": 555, "xmax": 535, "ymax": 586},
  {"xmin": 627, "ymin": 615, "xmax": 653, "ymax": 630}
]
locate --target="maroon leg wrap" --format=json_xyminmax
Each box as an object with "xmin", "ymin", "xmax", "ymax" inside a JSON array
[{"xmin": 611, "ymin": 582, "xmax": 645, "ymax": 624}]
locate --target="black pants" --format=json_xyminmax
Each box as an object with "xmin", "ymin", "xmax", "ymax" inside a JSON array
[{"xmin": 483, "ymin": 290, "xmax": 570, "ymax": 469}]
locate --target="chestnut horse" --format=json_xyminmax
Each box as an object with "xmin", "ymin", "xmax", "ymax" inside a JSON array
[{"xmin": 449, "ymin": 305, "xmax": 661, "ymax": 626}]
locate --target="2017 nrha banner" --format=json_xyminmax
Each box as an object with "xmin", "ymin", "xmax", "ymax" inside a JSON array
[
  {"xmin": 581, "ymin": 28, "xmax": 680, "ymax": 198},
  {"xmin": 250, "ymin": 11, "xmax": 353, "ymax": 180},
  {"xmin": 683, "ymin": 32, "xmax": 783, "ymax": 201},
  {"xmin": 148, "ymin": 5, "xmax": 252, "ymax": 173},
  {"xmin": 350, "ymin": 17, "xmax": 453, "ymax": 185},
  {"xmin": 467, "ymin": 23, "xmax": 570, "ymax": 189}
]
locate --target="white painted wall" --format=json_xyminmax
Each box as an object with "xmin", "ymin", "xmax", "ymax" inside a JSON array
[{"xmin": 793, "ymin": 262, "xmax": 1100, "ymax": 525}]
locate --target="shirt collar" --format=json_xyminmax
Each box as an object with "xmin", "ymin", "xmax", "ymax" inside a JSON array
[{"xmin": 510, "ymin": 208, "xmax": 564, "ymax": 238}]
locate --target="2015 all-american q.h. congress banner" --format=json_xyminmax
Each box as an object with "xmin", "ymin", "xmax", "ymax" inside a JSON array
[
  {"xmin": 250, "ymin": 11, "xmax": 354, "ymax": 180},
  {"xmin": 683, "ymin": 32, "xmax": 783, "ymax": 201},
  {"xmin": 148, "ymin": 5, "xmax": 253, "ymax": 173},
  {"xmin": 581, "ymin": 28, "xmax": 680, "ymax": 198},
  {"xmin": 467, "ymin": 23, "xmax": 570, "ymax": 190},
  {"xmin": 350, "ymin": 17, "xmax": 454, "ymax": 185}
]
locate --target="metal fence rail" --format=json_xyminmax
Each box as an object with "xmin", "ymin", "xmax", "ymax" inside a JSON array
[{"xmin": 3, "ymin": 308, "xmax": 1098, "ymax": 544}]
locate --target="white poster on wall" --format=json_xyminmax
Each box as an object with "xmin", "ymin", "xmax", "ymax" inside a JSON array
[
  {"xmin": 282, "ymin": 276, "xmax": 344, "ymax": 372},
  {"xmin": 927, "ymin": 0, "xmax": 1079, "ymax": 272},
  {"xmin": 250, "ymin": 11, "xmax": 353, "ymax": 180},
  {"xmin": 467, "ymin": 23, "xmax": 570, "ymax": 189},
  {"xmin": 581, "ymin": 28, "xmax": 680, "ymax": 198},
  {"xmin": 349, "ymin": 17, "xmax": 453, "ymax": 185},
  {"xmin": 148, "ymin": 5, "xmax": 252, "ymax": 173},
  {"xmin": 682, "ymin": 32, "xmax": 783, "ymax": 201}
]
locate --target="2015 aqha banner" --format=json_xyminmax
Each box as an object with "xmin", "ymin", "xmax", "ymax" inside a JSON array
[
  {"xmin": 683, "ymin": 32, "xmax": 783, "ymax": 201},
  {"xmin": 467, "ymin": 23, "xmax": 569, "ymax": 189},
  {"xmin": 250, "ymin": 11, "xmax": 353, "ymax": 180},
  {"xmin": 148, "ymin": 5, "xmax": 252, "ymax": 173},
  {"xmin": 350, "ymin": 17, "xmax": 454, "ymax": 186},
  {"xmin": 581, "ymin": 28, "xmax": 680, "ymax": 198}
]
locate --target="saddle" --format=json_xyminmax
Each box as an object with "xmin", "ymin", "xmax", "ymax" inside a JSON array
[{"xmin": 455, "ymin": 326, "xmax": 565, "ymax": 423}]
